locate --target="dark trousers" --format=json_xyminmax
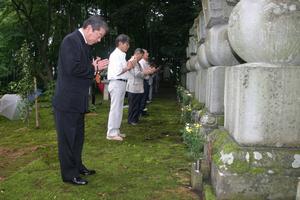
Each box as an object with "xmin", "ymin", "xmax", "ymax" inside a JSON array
[
  {"xmin": 140, "ymin": 80, "xmax": 150, "ymax": 113},
  {"xmin": 91, "ymin": 82, "xmax": 97, "ymax": 105},
  {"xmin": 54, "ymin": 108, "xmax": 86, "ymax": 181},
  {"xmin": 128, "ymin": 92, "xmax": 143, "ymax": 123}
]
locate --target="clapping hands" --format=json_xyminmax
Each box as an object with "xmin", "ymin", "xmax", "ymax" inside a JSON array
[
  {"xmin": 143, "ymin": 67, "xmax": 156, "ymax": 75},
  {"xmin": 127, "ymin": 56, "xmax": 137, "ymax": 69},
  {"xmin": 92, "ymin": 57, "xmax": 109, "ymax": 71}
]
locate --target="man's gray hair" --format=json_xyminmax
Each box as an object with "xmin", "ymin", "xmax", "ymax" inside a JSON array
[
  {"xmin": 134, "ymin": 48, "xmax": 144, "ymax": 55},
  {"xmin": 115, "ymin": 34, "xmax": 130, "ymax": 47},
  {"xmin": 82, "ymin": 15, "xmax": 109, "ymax": 32}
]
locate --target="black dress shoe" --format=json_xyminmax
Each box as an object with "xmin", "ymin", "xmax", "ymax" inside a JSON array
[
  {"xmin": 79, "ymin": 169, "xmax": 96, "ymax": 176},
  {"xmin": 63, "ymin": 177, "xmax": 88, "ymax": 185}
]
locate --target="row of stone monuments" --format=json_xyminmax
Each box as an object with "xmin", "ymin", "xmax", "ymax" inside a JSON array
[{"xmin": 183, "ymin": 0, "xmax": 300, "ymax": 199}]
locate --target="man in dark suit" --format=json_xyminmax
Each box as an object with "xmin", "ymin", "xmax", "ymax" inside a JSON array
[{"xmin": 52, "ymin": 16, "xmax": 109, "ymax": 185}]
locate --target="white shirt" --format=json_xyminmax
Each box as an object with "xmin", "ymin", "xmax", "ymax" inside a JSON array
[
  {"xmin": 107, "ymin": 47, "xmax": 129, "ymax": 80},
  {"xmin": 78, "ymin": 28, "xmax": 87, "ymax": 44},
  {"xmin": 139, "ymin": 58, "xmax": 150, "ymax": 80}
]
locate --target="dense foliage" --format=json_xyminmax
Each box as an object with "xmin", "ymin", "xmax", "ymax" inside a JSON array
[{"xmin": 0, "ymin": 0, "xmax": 200, "ymax": 93}]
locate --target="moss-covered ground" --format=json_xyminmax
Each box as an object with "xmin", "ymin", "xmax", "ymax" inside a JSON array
[{"xmin": 0, "ymin": 84, "xmax": 198, "ymax": 200}]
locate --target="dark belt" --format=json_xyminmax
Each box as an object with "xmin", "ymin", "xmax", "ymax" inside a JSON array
[{"xmin": 115, "ymin": 79, "xmax": 127, "ymax": 82}]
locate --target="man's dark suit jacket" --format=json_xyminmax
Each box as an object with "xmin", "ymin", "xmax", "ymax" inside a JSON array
[{"xmin": 53, "ymin": 30, "xmax": 94, "ymax": 113}]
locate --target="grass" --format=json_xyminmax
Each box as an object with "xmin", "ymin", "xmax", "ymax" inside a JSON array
[{"xmin": 0, "ymin": 84, "xmax": 198, "ymax": 200}]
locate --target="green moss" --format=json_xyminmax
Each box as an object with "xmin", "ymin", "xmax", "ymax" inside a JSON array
[
  {"xmin": 191, "ymin": 99, "xmax": 204, "ymax": 110},
  {"xmin": 0, "ymin": 88, "xmax": 198, "ymax": 200},
  {"xmin": 216, "ymin": 115, "xmax": 224, "ymax": 126},
  {"xmin": 210, "ymin": 130, "xmax": 266, "ymax": 175},
  {"xmin": 250, "ymin": 167, "xmax": 266, "ymax": 174},
  {"xmin": 204, "ymin": 184, "xmax": 216, "ymax": 200}
]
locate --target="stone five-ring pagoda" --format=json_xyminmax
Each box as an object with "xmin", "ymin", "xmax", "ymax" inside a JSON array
[{"xmin": 182, "ymin": 0, "xmax": 300, "ymax": 199}]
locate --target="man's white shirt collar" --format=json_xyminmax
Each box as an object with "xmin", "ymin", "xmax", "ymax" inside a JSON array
[
  {"xmin": 79, "ymin": 28, "xmax": 87, "ymax": 44},
  {"xmin": 116, "ymin": 47, "xmax": 126, "ymax": 56}
]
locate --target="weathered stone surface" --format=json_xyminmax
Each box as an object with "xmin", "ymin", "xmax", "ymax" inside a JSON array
[
  {"xmin": 189, "ymin": 21, "xmax": 197, "ymax": 37},
  {"xmin": 224, "ymin": 63, "xmax": 300, "ymax": 147},
  {"xmin": 197, "ymin": 68, "xmax": 207, "ymax": 104},
  {"xmin": 228, "ymin": 0, "xmax": 300, "ymax": 65},
  {"xmin": 187, "ymin": 72, "xmax": 197, "ymax": 93},
  {"xmin": 191, "ymin": 162, "xmax": 203, "ymax": 191},
  {"xmin": 186, "ymin": 47, "xmax": 190, "ymax": 59},
  {"xmin": 297, "ymin": 180, "xmax": 300, "ymax": 200},
  {"xmin": 206, "ymin": 66, "xmax": 226, "ymax": 114},
  {"xmin": 196, "ymin": 11, "xmax": 207, "ymax": 44},
  {"xmin": 205, "ymin": 25, "xmax": 241, "ymax": 66},
  {"xmin": 195, "ymin": 71, "xmax": 201, "ymax": 101},
  {"xmin": 202, "ymin": 0, "xmax": 238, "ymax": 28},
  {"xmin": 197, "ymin": 44, "xmax": 211, "ymax": 69},
  {"xmin": 189, "ymin": 55, "xmax": 199, "ymax": 71},
  {"xmin": 186, "ymin": 59, "xmax": 191, "ymax": 71},
  {"xmin": 186, "ymin": 72, "xmax": 191, "ymax": 91},
  {"xmin": 210, "ymin": 130, "xmax": 300, "ymax": 200},
  {"xmin": 188, "ymin": 36, "xmax": 198, "ymax": 56}
]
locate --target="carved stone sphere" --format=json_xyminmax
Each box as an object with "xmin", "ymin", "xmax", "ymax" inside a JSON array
[{"xmin": 228, "ymin": 0, "xmax": 300, "ymax": 65}]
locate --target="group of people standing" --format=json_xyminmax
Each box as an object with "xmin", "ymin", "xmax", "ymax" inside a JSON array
[
  {"xmin": 106, "ymin": 35, "xmax": 158, "ymax": 141},
  {"xmin": 52, "ymin": 15, "xmax": 158, "ymax": 185}
]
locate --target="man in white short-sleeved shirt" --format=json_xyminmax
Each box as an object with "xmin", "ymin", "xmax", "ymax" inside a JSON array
[{"xmin": 106, "ymin": 34, "xmax": 136, "ymax": 141}]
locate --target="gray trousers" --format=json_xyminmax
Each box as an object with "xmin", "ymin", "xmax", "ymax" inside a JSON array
[{"xmin": 107, "ymin": 80, "xmax": 127, "ymax": 136}]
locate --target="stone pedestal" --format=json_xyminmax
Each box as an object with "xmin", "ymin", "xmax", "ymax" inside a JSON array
[
  {"xmin": 190, "ymin": 72, "xmax": 197, "ymax": 94},
  {"xmin": 197, "ymin": 68, "xmax": 207, "ymax": 104},
  {"xmin": 195, "ymin": 71, "xmax": 201, "ymax": 101},
  {"xmin": 224, "ymin": 63, "xmax": 300, "ymax": 147},
  {"xmin": 210, "ymin": 129, "xmax": 300, "ymax": 200},
  {"xmin": 206, "ymin": 66, "xmax": 226, "ymax": 114}
]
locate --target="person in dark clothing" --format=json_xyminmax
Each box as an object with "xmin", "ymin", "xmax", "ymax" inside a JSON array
[{"xmin": 52, "ymin": 15, "xmax": 108, "ymax": 185}]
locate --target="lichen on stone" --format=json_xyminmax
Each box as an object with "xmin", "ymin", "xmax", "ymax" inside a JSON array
[{"xmin": 292, "ymin": 154, "xmax": 300, "ymax": 168}]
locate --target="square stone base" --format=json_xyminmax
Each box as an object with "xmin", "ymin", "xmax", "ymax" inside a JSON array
[{"xmin": 210, "ymin": 129, "xmax": 300, "ymax": 199}]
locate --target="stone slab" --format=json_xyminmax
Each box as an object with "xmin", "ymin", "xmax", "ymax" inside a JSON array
[
  {"xmin": 224, "ymin": 63, "xmax": 300, "ymax": 147},
  {"xmin": 205, "ymin": 66, "xmax": 226, "ymax": 114}
]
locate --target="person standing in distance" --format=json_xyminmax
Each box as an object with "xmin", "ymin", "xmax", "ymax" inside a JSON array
[
  {"xmin": 139, "ymin": 49, "xmax": 151, "ymax": 116},
  {"xmin": 53, "ymin": 15, "xmax": 109, "ymax": 185},
  {"xmin": 106, "ymin": 34, "xmax": 136, "ymax": 141}
]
